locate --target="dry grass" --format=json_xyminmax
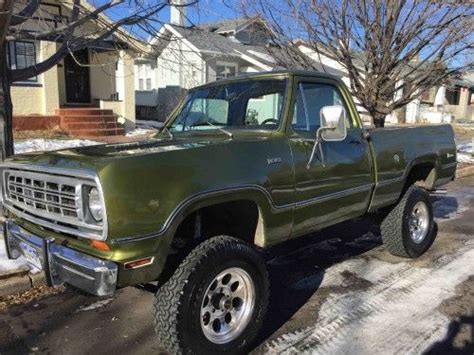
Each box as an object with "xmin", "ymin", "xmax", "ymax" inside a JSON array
[
  {"xmin": 13, "ymin": 126, "xmax": 71, "ymax": 140},
  {"xmin": 453, "ymin": 125, "xmax": 474, "ymax": 141}
]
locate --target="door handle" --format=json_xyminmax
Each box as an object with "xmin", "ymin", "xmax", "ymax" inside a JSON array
[{"xmin": 349, "ymin": 139, "xmax": 363, "ymax": 145}]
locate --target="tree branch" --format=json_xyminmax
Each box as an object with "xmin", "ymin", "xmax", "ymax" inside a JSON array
[{"xmin": 10, "ymin": 0, "xmax": 41, "ymax": 26}]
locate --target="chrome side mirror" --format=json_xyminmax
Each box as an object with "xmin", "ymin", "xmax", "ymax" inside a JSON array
[
  {"xmin": 320, "ymin": 105, "xmax": 347, "ymax": 141},
  {"xmin": 307, "ymin": 105, "xmax": 347, "ymax": 169}
]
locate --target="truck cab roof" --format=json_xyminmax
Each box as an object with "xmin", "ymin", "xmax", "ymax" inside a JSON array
[{"xmin": 192, "ymin": 70, "xmax": 345, "ymax": 92}]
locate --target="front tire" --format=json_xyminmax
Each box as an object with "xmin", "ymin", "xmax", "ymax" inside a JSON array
[
  {"xmin": 381, "ymin": 185, "xmax": 436, "ymax": 258},
  {"xmin": 154, "ymin": 235, "xmax": 269, "ymax": 354}
]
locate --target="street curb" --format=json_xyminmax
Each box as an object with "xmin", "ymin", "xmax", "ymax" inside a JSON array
[
  {"xmin": 0, "ymin": 271, "xmax": 46, "ymax": 297},
  {"xmin": 0, "ymin": 275, "xmax": 32, "ymax": 297},
  {"xmin": 456, "ymin": 165, "xmax": 474, "ymax": 178}
]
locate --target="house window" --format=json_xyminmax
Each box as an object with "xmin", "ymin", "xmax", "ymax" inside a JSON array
[
  {"xmin": 445, "ymin": 87, "xmax": 460, "ymax": 105},
  {"xmin": 7, "ymin": 41, "xmax": 38, "ymax": 82},
  {"xmin": 216, "ymin": 63, "xmax": 237, "ymax": 80},
  {"xmin": 136, "ymin": 62, "xmax": 154, "ymax": 91}
]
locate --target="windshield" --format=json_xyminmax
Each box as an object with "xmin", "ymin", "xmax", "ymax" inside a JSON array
[{"xmin": 168, "ymin": 79, "xmax": 287, "ymax": 132}]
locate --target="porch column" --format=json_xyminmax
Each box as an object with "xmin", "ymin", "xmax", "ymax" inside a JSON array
[
  {"xmin": 117, "ymin": 50, "xmax": 136, "ymax": 130},
  {"xmin": 40, "ymin": 41, "xmax": 60, "ymax": 115},
  {"xmin": 458, "ymin": 87, "xmax": 470, "ymax": 120}
]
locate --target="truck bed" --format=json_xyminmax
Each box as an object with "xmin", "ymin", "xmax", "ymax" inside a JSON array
[{"xmin": 368, "ymin": 124, "xmax": 457, "ymax": 211}]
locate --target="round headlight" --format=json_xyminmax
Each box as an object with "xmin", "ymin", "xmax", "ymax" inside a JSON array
[{"xmin": 88, "ymin": 187, "xmax": 103, "ymax": 222}]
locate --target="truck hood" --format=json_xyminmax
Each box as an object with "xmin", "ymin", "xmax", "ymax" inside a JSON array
[{"xmin": 6, "ymin": 130, "xmax": 274, "ymax": 173}]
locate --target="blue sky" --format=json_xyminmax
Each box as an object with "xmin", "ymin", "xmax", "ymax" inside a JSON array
[{"xmin": 90, "ymin": 0, "xmax": 243, "ymax": 39}]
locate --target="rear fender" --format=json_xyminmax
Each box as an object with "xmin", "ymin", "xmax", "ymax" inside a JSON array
[{"xmin": 403, "ymin": 154, "xmax": 440, "ymax": 190}]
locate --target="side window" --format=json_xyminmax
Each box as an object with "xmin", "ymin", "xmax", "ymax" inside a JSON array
[{"xmin": 292, "ymin": 83, "xmax": 351, "ymax": 132}]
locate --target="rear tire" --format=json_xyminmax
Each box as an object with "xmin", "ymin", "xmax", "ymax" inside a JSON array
[
  {"xmin": 381, "ymin": 185, "xmax": 436, "ymax": 258},
  {"xmin": 154, "ymin": 235, "xmax": 269, "ymax": 354}
]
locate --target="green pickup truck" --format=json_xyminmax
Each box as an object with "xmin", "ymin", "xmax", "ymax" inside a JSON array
[{"xmin": 2, "ymin": 71, "xmax": 456, "ymax": 354}]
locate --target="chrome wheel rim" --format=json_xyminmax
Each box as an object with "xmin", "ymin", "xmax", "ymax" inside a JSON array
[
  {"xmin": 200, "ymin": 267, "xmax": 255, "ymax": 344},
  {"xmin": 409, "ymin": 201, "xmax": 429, "ymax": 244}
]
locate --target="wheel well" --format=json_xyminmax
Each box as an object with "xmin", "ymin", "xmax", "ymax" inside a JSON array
[
  {"xmin": 159, "ymin": 200, "xmax": 262, "ymax": 284},
  {"xmin": 403, "ymin": 162, "xmax": 436, "ymax": 192},
  {"xmin": 175, "ymin": 200, "xmax": 261, "ymax": 244}
]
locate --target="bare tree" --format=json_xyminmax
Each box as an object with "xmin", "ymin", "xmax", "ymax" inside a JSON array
[
  {"xmin": 236, "ymin": 0, "xmax": 474, "ymax": 127},
  {"xmin": 0, "ymin": 0, "xmax": 197, "ymax": 158}
]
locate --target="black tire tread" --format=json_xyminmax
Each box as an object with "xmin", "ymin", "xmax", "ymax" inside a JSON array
[
  {"xmin": 153, "ymin": 235, "xmax": 268, "ymax": 354},
  {"xmin": 381, "ymin": 185, "xmax": 432, "ymax": 258}
]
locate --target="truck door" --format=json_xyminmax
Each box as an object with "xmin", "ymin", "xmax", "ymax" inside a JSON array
[{"xmin": 288, "ymin": 77, "xmax": 374, "ymax": 236}]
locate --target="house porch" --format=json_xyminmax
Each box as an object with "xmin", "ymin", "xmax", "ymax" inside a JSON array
[{"xmin": 12, "ymin": 42, "xmax": 136, "ymax": 136}]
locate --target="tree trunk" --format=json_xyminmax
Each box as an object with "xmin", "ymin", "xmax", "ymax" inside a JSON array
[
  {"xmin": 0, "ymin": 43, "xmax": 14, "ymax": 158},
  {"xmin": 373, "ymin": 113, "xmax": 386, "ymax": 128},
  {"xmin": 0, "ymin": 0, "xmax": 13, "ymax": 160}
]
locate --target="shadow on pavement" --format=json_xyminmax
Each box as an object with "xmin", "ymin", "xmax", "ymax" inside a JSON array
[
  {"xmin": 431, "ymin": 195, "xmax": 460, "ymax": 219},
  {"xmin": 256, "ymin": 217, "xmax": 382, "ymax": 346},
  {"xmin": 424, "ymin": 315, "xmax": 474, "ymax": 355}
]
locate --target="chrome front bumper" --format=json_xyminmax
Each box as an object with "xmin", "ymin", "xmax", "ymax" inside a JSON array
[{"xmin": 3, "ymin": 220, "xmax": 117, "ymax": 296}]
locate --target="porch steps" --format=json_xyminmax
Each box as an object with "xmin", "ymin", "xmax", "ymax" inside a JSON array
[
  {"xmin": 56, "ymin": 108, "xmax": 125, "ymax": 137},
  {"xmin": 58, "ymin": 109, "xmax": 114, "ymax": 116}
]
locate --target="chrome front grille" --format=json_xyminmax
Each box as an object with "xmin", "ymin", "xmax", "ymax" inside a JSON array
[
  {"xmin": 2, "ymin": 167, "xmax": 106, "ymax": 240},
  {"xmin": 7, "ymin": 172, "xmax": 80, "ymax": 220}
]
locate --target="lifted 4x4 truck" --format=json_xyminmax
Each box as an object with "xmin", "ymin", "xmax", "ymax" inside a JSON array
[{"xmin": 2, "ymin": 71, "xmax": 456, "ymax": 354}]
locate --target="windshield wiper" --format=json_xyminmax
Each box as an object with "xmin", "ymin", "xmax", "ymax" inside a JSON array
[{"xmin": 191, "ymin": 121, "xmax": 233, "ymax": 139}]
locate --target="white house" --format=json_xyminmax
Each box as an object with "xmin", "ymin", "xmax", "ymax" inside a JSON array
[
  {"xmin": 296, "ymin": 42, "xmax": 474, "ymax": 125},
  {"xmin": 135, "ymin": 7, "xmax": 279, "ymax": 121}
]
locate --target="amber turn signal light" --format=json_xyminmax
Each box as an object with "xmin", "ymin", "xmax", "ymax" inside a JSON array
[{"xmin": 90, "ymin": 240, "xmax": 111, "ymax": 251}]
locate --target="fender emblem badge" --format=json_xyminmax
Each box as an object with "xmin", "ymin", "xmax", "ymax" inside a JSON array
[{"xmin": 267, "ymin": 157, "xmax": 282, "ymax": 165}]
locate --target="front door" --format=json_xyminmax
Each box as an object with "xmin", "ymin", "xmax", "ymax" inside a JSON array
[
  {"xmin": 64, "ymin": 49, "xmax": 91, "ymax": 103},
  {"xmin": 288, "ymin": 77, "xmax": 374, "ymax": 236}
]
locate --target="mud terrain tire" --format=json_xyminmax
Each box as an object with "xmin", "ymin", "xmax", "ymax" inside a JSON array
[
  {"xmin": 381, "ymin": 185, "xmax": 436, "ymax": 258},
  {"xmin": 154, "ymin": 235, "xmax": 269, "ymax": 354}
]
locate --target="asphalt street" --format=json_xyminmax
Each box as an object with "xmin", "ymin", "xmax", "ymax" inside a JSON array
[{"xmin": 0, "ymin": 176, "xmax": 473, "ymax": 355}]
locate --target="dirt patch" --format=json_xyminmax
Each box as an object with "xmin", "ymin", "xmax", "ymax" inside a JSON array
[{"xmin": 13, "ymin": 128, "xmax": 70, "ymax": 140}]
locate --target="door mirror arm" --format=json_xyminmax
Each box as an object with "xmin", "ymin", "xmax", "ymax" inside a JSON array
[{"xmin": 307, "ymin": 126, "xmax": 335, "ymax": 169}]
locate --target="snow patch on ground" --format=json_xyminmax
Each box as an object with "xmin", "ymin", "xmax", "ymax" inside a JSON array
[
  {"xmin": 126, "ymin": 128, "xmax": 156, "ymax": 137},
  {"xmin": 267, "ymin": 241, "xmax": 474, "ymax": 354},
  {"xmin": 126, "ymin": 120, "xmax": 163, "ymax": 137},
  {"xmin": 76, "ymin": 298, "xmax": 114, "ymax": 312},
  {"xmin": 0, "ymin": 236, "xmax": 29, "ymax": 276},
  {"xmin": 14, "ymin": 139, "xmax": 100, "ymax": 154},
  {"xmin": 457, "ymin": 142, "xmax": 474, "ymax": 164},
  {"xmin": 136, "ymin": 120, "xmax": 163, "ymax": 129}
]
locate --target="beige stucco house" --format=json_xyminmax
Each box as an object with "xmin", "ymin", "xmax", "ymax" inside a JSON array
[{"xmin": 9, "ymin": 1, "xmax": 138, "ymax": 133}]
